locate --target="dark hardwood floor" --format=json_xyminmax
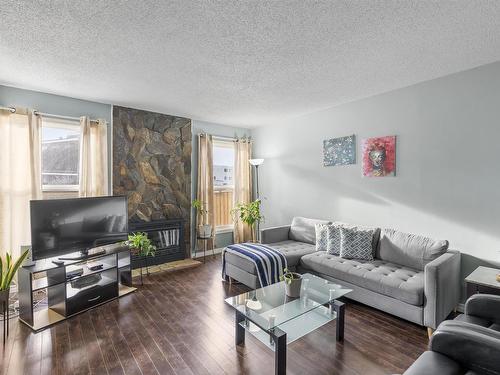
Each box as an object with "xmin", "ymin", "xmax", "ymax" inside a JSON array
[{"xmin": 1, "ymin": 256, "xmax": 428, "ymax": 375}]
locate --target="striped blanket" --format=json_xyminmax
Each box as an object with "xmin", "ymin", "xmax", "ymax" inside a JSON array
[{"xmin": 222, "ymin": 242, "xmax": 287, "ymax": 287}]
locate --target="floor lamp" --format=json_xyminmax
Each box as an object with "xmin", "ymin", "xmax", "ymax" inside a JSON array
[
  {"xmin": 249, "ymin": 158, "xmax": 264, "ymax": 242},
  {"xmin": 248, "ymin": 158, "xmax": 265, "ymax": 327}
]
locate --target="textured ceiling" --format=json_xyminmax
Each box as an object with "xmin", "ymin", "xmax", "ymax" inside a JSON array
[{"xmin": 1, "ymin": 1, "xmax": 500, "ymax": 127}]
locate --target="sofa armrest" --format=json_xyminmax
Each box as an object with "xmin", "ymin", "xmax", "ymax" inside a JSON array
[
  {"xmin": 430, "ymin": 320, "xmax": 500, "ymax": 374},
  {"xmin": 424, "ymin": 250, "xmax": 461, "ymax": 329},
  {"xmin": 260, "ymin": 225, "xmax": 290, "ymax": 244},
  {"xmin": 466, "ymin": 294, "xmax": 500, "ymax": 323}
]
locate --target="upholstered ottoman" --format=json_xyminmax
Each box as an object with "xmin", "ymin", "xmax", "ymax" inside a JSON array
[{"xmin": 223, "ymin": 240, "xmax": 317, "ymax": 288}]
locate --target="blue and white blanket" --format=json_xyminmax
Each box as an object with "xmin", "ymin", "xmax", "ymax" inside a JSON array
[{"xmin": 222, "ymin": 243, "xmax": 287, "ymax": 287}]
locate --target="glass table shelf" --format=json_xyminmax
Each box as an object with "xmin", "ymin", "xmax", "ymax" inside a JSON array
[{"xmin": 239, "ymin": 304, "xmax": 336, "ymax": 350}]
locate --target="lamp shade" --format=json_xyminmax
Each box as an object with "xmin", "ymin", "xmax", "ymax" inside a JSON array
[{"xmin": 249, "ymin": 158, "xmax": 264, "ymax": 166}]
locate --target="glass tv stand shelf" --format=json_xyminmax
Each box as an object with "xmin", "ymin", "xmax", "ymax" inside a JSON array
[{"xmin": 18, "ymin": 243, "xmax": 136, "ymax": 331}]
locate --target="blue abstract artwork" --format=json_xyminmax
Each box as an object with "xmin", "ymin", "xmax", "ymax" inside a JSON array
[{"xmin": 323, "ymin": 135, "xmax": 356, "ymax": 166}]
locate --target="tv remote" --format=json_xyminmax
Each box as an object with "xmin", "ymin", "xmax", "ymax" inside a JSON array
[
  {"xmin": 88, "ymin": 263, "xmax": 103, "ymax": 271},
  {"xmin": 66, "ymin": 268, "xmax": 84, "ymax": 279}
]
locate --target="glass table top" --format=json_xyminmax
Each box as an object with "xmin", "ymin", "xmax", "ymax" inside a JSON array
[{"xmin": 225, "ymin": 273, "xmax": 352, "ymax": 331}]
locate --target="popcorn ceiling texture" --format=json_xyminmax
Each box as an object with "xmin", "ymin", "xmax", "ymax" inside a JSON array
[{"xmin": 1, "ymin": 1, "xmax": 500, "ymax": 127}]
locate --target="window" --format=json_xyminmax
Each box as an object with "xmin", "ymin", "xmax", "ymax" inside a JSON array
[
  {"xmin": 213, "ymin": 140, "xmax": 235, "ymax": 231},
  {"xmin": 41, "ymin": 118, "xmax": 80, "ymax": 191}
]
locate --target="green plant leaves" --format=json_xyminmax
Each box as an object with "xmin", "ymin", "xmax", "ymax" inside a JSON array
[
  {"xmin": 125, "ymin": 232, "xmax": 156, "ymax": 257},
  {"xmin": 0, "ymin": 249, "xmax": 30, "ymax": 291},
  {"xmin": 231, "ymin": 199, "xmax": 263, "ymax": 227}
]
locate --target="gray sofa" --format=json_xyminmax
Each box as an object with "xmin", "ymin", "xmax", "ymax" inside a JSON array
[{"xmin": 223, "ymin": 217, "xmax": 461, "ymax": 330}]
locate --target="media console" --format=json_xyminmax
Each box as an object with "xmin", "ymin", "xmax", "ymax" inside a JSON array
[{"xmin": 18, "ymin": 243, "xmax": 135, "ymax": 331}]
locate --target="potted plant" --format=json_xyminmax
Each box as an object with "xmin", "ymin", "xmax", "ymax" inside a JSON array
[
  {"xmin": 124, "ymin": 232, "xmax": 156, "ymax": 285},
  {"xmin": 231, "ymin": 199, "xmax": 264, "ymax": 242},
  {"xmin": 0, "ymin": 249, "xmax": 30, "ymax": 307},
  {"xmin": 192, "ymin": 199, "xmax": 212, "ymax": 238},
  {"xmin": 280, "ymin": 268, "xmax": 303, "ymax": 298}
]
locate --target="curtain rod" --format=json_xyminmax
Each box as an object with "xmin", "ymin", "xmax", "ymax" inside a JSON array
[
  {"xmin": 0, "ymin": 106, "xmax": 16, "ymax": 113},
  {"xmin": 200, "ymin": 133, "xmax": 252, "ymax": 142},
  {"xmin": 34, "ymin": 111, "xmax": 100, "ymax": 124},
  {"xmin": 212, "ymin": 135, "xmax": 236, "ymax": 141},
  {"xmin": 1, "ymin": 106, "xmax": 101, "ymax": 123}
]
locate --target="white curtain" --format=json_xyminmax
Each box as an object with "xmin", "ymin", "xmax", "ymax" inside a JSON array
[
  {"xmin": 197, "ymin": 133, "xmax": 215, "ymax": 250},
  {"xmin": 0, "ymin": 109, "xmax": 42, "ymax": 258},
  {"xmin": 233, "ymin": 139, "xmax": 253, "ymax": 243},
  {"xmin": 29, "ymin": 111, "xmax": 42, "ymax": 200},
  {"xmin": 79, "ymin": 117, "xmax": 108, "ymax": 197}
]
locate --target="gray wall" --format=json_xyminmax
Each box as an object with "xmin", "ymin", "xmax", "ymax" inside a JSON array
[
  {"xmin": 191, "ymin": 120, "xmax": 251, "ymax": 252},
  {"xmin": 0, "ymin": 85, "xmax": 113, "ymax": 191},
  {"xmin": 252, "ymin": 62, "xmax": 500, "ymax": 299}
]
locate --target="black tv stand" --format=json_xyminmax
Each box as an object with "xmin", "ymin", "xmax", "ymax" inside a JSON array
[
  {"xmin": 58, "ymin": 247, "xmax": 107, "ymax": 261},
  {"xmin": 18, "ymin": 243, "xmax": 135, "ymax": 331}
]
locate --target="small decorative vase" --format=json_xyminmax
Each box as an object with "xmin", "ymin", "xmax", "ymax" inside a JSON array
[{"xmin": 285, "ymin": 273, "xmax": 303, "ymax": 298}]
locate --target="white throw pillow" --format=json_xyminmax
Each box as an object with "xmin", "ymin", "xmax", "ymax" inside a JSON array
[
  {"xmin": 315, "ymin": 224, "xmax": 329, "ymax": 251},
  {"xmin": 326, "ymin": 224, "xmax": 343, "ymax": 255},
  {"xmin": 339, "ymin": 226, "xmax": 375, "ymax": 261}
]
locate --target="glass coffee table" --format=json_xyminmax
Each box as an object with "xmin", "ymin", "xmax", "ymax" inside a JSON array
[{"xmin": 225, "ymin": 273, "xmax": 352, "ymax": 375}]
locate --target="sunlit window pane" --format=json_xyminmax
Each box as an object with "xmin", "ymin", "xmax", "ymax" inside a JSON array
[
  {"xmin": 212, "ymin": 140, "xmax": 235, "ymax": 228},
  {"xmin": 41, "ymin": 119, "xmax": 80, "ymax": 188}
]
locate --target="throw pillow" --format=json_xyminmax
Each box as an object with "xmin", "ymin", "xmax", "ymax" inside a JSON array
[
  {"xmin": 334, "ymin": 221, "xmax": 381, "ymax": 256},
  {"xmin": 326, "ymin": 224, "xmax": 342, "ymax": 255},
  {"xmin": 340, "ymin": 226, "xmax": 375, "ymax": 261},
  {"xmin": 315, "ymin": 224, "xmax": 329, "ymax": 251}
]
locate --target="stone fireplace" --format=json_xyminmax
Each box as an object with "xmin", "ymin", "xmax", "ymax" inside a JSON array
[{"xmin": 112, "ymin": 106, "xmax": 192, "ymax": 256}]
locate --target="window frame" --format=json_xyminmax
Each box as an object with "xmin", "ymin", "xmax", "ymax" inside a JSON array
[{"xmin": 41, "ymin": 118, "xmax": 81, "ymax": 192}]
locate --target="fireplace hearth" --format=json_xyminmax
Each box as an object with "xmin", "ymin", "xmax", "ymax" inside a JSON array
[{"xmin": 129, "ymin": 219, "xmax": 185, "ymax": 269}]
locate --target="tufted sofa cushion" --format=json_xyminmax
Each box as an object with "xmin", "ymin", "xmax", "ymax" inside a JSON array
[
  {"xmin": 224, "ymin": 240, "xmax": 316, "ymax": 275},
  {"xmin": 300, "ymin": 251, "xmax": 424, "ymax": 306},
  {"xmin": 289, "ymin": 217, "xmax": 332, "ymax": 244}
]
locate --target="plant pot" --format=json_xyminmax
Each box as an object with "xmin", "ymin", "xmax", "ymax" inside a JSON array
[
  {"xmin": 198, "ymin": 224, "xmax": 212, "ymax": 238},
  {"xmin": 0, "ymin": 288, "xmax": 10, "ymax": 304},
  {"xmin": 284, "ymin": 273, "xmax": 302, "ymax": 298}
]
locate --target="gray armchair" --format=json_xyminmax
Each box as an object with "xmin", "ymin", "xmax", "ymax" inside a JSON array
[
  {"xmin": 455, "ymin": 294, "xmax": 500, "ymax": 331},
  {"xmin": 404, "ymin": 320, "xmax": 500, "ymax": 375}
]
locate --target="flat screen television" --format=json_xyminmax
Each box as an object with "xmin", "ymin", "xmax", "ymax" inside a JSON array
[{"xmin": 30, "ymin": 196, "xmax": 128, "ymax": 261}]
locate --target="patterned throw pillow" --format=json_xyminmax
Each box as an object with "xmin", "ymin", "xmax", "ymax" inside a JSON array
[
  {"xmin": 315, "ymin": 224, "xmax": 329, "ymax": 251},
  {"xmin": 326, "ymin": 224, "xmax": 342, "ymax": 255},
  {"xmin": 339, "ymin": 226, "xmax": 375, "ymax": 261}
]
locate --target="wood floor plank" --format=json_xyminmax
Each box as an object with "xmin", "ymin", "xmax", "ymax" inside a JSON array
[
  {"xmin": 90, "ymin": 308, "xmax": 125, "ymax": 375},
  {"xmin": 67, "ymin": 315, "xmax": 91, "ymax": 375},
  {"xmin": 2, "ymin": 255, "xmax": 429, "ymax": 374}
]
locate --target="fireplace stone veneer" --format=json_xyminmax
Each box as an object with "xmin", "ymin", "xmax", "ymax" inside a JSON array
[{"xmin": 113, "ymin": 106, "xmax": 192, "ymax": 256}]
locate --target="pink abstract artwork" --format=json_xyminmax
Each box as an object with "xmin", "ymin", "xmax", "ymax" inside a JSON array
[{"xmin": 361, "ymin": 136, "xmax": 396, "ymax": 177}]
